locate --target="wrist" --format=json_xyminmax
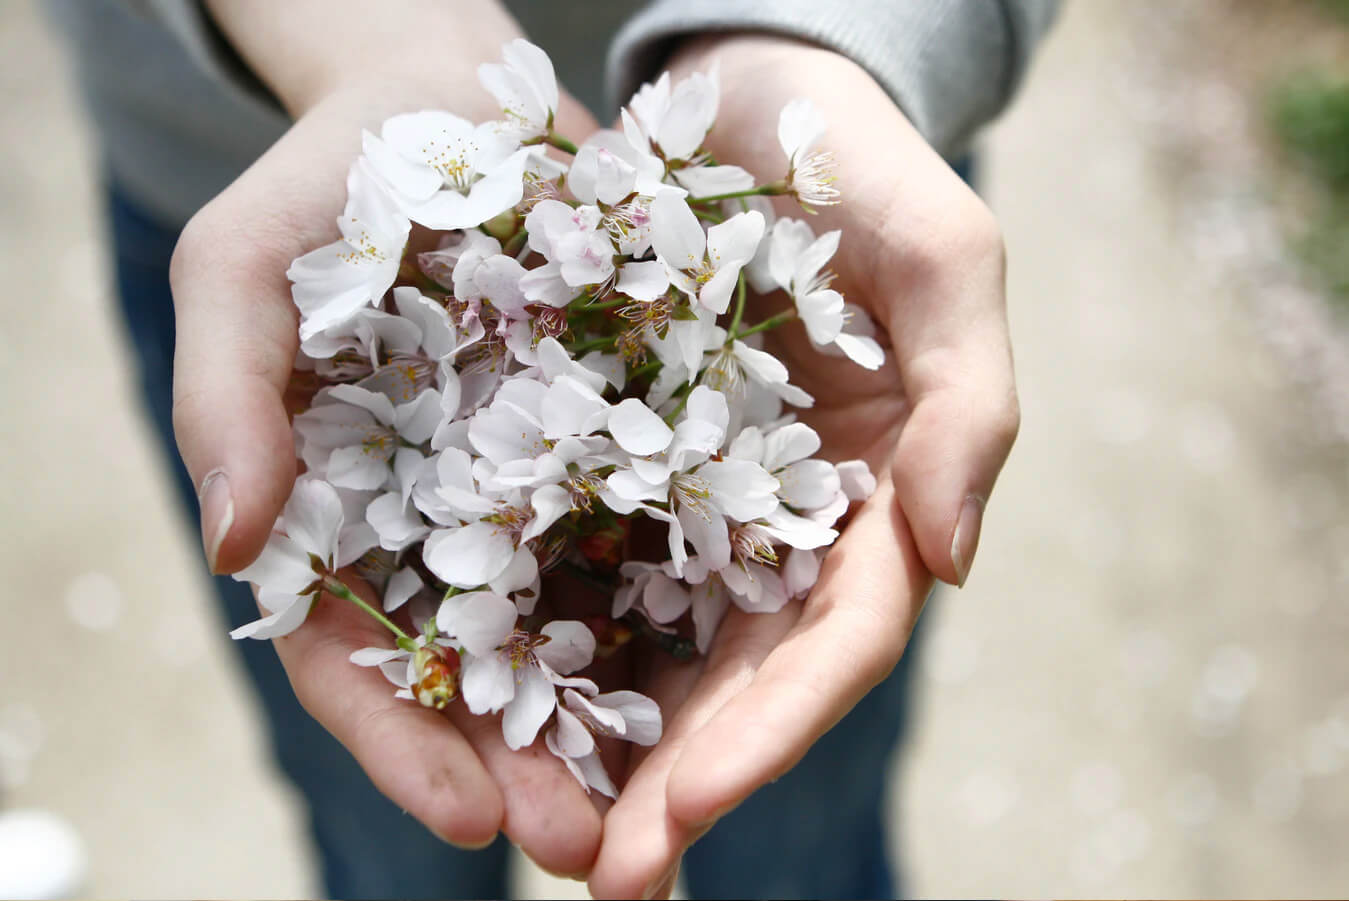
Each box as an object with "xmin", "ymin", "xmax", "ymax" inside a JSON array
[{"xmin": 204, "ymin": 0, "xmax": 523, "ymax": 117}]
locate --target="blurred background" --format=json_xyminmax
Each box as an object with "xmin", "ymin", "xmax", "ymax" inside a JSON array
[{"xmin": 2, "ymin": 0, "xmax": 1348, "ymax": 896}]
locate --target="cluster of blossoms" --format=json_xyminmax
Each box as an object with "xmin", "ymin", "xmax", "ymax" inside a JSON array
[{"xmin": 232, "ymin": 40, "xmax": 881, "ymax": 796}]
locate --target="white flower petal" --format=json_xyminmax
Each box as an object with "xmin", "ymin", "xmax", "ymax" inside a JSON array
[
  {"xmin": 382, "ymin": 567, "xmax": 423, "ymax": 613},
  {"xmin": 502, "ymin": 665, "xmax": 556, "ymax": 750},
  {"xmin": 833, "ymin": 332, "xmax": 885, "ymax": 370},
  {"xmin": 461, "ymin": 652, "xmax": 516, "ymax": 714},
  {"xmin": 616, "ymin": 260, "xmax": 669, "ymax": 302},
  {"xmin": 650, "ymin": 192, "xmax": 705, "ymax": 271},
  {"xmin": 234, "ymin": 535, "xmax": 318, "ymax": 596},
  {"xmin": 592, "ymin": 691, "xmax": 662, "ymax": 745},
  {"xmin": 836, "ymin": 460, "xmax": 877, "ymax": 500},
  {"xmin": 282, "ymin": 479, "xmax": 345, "ymax": 563},
  {"xmin": 777, "ymin": 459, "xmax": 842, "ymax": 510},
  {"xmin": 488, "ymin": 547, "xmax": 539, "ymax": 598},
  {"xmin": 609, "ymin": 398, "xmax": 674, "ymax": 456},
  {"xmin": 690, "ymin": 581, "xmax": 729, "ymax": 655},
  {"xmin": 524, "ymin": 484, "xmax": 571, "ymax": 541},
  {"xmin": 762, "ymin": 423, "xmax": 821, "ymax": 472},
  {"xmin": 445, "ymin": 591, "xmax": 517, "ymax": 656},
  {"xmin": 536, "ymin": 620, "xmax": 596, "ymax": 674},
  {"xmin": 705, "ymin": 210, "xmax": 765, "ymax": 267},
  {"xmin": 229, "ymin": 593, "xmax": 314, "ymax": 641},
  {"xmin": 777, "ymin": 97, "xmax": 826, "ymax": 162},
  {"xmin": 423, "ymin": 522, "xmax": 517, "ymax": 588},
  {"xmin": 554, "ymin": 705, "xmax": 596, "ymax": 758},
  {"xmin": 349, "ymin": 646, "xmax": 404, "ymax": 667},
  {"xmin": 675, "ymin": 164, "xmax": 754, "ymax": 198}
]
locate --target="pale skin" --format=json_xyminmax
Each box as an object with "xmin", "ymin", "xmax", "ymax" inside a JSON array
[{"xmin": 172, "ymin": 3, "xmax": 1018, "ymax": 896}]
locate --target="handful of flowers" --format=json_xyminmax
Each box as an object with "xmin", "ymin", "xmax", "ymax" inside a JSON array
[{"xmin": 230, "ymin": 40, "xmax": 882, "ymax": 798}]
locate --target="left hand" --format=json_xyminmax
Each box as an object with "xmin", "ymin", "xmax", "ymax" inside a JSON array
[{"xmin": 585, "ymin": 35, "xmax": 1020, "ymax": 898}]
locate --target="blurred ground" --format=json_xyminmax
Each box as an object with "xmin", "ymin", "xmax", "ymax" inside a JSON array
[{"xmin": 1, "ymin": 0, "xmax": 1346, "ymax": 897}]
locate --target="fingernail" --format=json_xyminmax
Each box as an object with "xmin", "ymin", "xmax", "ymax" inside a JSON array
[
  {"xmin": 429, "ymin": 825, "xmax": 496, "ymax": 850},
  {"xmin": 642, "ymin": 861, "xmax": 680, "ymax": 900},
  {"xmin": 198, "ymin": 469, "xmax": 234, "ymax": 573},
  {"xmin": 950, "ymin": 495, "xmax": 985, "ymax": 588}
]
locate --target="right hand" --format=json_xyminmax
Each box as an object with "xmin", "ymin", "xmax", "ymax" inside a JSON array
[{"xmin": 169, "ymin": 4, "xmax": 609, "ymax": 874}]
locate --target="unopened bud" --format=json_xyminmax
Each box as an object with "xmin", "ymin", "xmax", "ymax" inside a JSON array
[
  {"xmin": 413, "ymin": 646, "xmax": 461, "ymax": 710},
  {"xmin": 582, "ymin": 615, "xmax": 634, "ymax": 659}
]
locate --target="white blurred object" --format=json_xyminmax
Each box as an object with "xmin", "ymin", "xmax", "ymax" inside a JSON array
[{"xmin": 0, "ymin": 809, "xmax": 87, "ymax": 899}]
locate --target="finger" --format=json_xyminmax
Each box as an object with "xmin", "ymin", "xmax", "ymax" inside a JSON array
[
  {"xmin": 446, "ymin": 703, "xmax": 604, "ymax": 879},
  {"xmin": 587, "ymin": 609, "xmax": 794, "ymax": 899},
  {"xmin": 270, "ymin": 580, "xmax": 504, "ymax": 848},
  {"xmin": 882, "ymin": 211, "xmax": 1019, "ymax": 587},
  {"xmin": 663, "ymin": 477, "xmax": 930, "ymax": 828},
  {"xmin": 169, "ymin": 114, "xmax": 351, "ymax": 575}
]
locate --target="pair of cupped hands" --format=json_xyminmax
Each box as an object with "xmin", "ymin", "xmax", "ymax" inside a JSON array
[{"xmin": 170, "ymin": 4, "xmax": 1017, "ymax": 896}]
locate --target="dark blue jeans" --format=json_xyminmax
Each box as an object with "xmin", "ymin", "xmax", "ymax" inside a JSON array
[{"xmin": 108, "ymin": 186, "xmax": 932, "ymax": 900}]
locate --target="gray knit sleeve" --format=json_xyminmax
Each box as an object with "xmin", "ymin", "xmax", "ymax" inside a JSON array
[{"xmin": 606, "ymin": 0, "xmax": 1060, "ymax": 158}]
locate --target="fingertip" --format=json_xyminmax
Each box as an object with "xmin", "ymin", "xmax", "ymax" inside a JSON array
[
  {"xmin": 181, "ymin": 380, "xmax": 297, "ymax": 573},
  {"xmin": 425, "ymin": 779, "xmax": 505, "ymax": 850}
]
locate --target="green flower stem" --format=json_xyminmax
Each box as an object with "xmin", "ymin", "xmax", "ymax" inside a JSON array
[
  {"xmin": 568, "ymin": 334, "xmax": 617, "ymax": 355},
  {"xmin": 583, "ymin": 295, "xmax": 630, "ymax": 312},
  {"xmin": 691, "ymin": 207, "xmax": 725, "ymax": 224},
  {"xmin": 628, "ymin": 359, "xmax": 663, "ymax": 381},
  {"xmin": 732, "ymin": 308, "xmax": 798, "ymax": 341},
  {"xmin": 663, "ymin": 388, "xmax": 692, "ymax": 425},
  {"xmin": 688, "ymin": 181, "xmax": 788, "ymax": 205},
  {"xmin": 502, "ymin": 228, "xmax": 529, "ymax": 258},
  {"xmin": 728, "ymin": 272, "xmax": 748, "ymax": 336},
  {"xmin": 322, "ymin": 575, "xmax": 410, "ymax": 641},
  {"xmin": 545, "ymin": 131, "xmax": 579, "ymax": 155}
]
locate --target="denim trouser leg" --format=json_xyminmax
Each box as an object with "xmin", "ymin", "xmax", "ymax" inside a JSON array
[{"xmin": 107, "ymin": 181, "xmax": 940, "ymax": 900}]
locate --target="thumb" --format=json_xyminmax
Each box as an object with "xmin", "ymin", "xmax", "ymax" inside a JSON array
[
  {"xmin": 888, "ymin": 293, "xmax": 1020, "ymax": 588},
  {"xmin": 169, "ymin": 201, "xmax": 300, "ymax": 575}
]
